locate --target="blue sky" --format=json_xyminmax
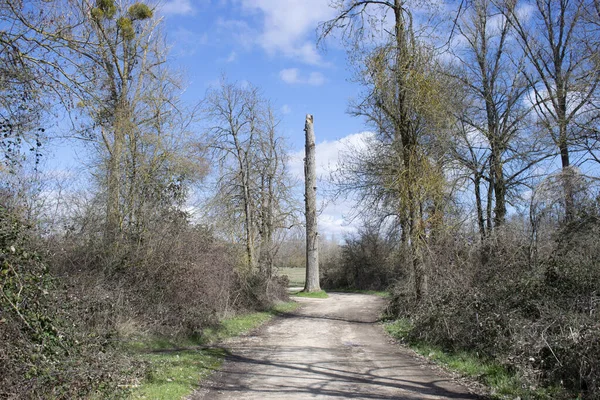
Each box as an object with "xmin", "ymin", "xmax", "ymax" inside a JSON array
[
  {"xmin": 155, "ymin": 0, "xmax": 377, "ymax": 237},
  {"xmin": 46, "ymin": 0, "xmax": 374, "ymax": 238},
  {"xmin": 46, "ymin": 0, "xmax": 566, "ymax": 238},
  {"xmin": 154, "ymin": 0, "xmax": 374, "ymax": 238},
  {"xmin": 159, "ymin": 0, "xmax": 362, "ymax": 150}
]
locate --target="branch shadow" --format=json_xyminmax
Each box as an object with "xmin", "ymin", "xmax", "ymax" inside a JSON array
[{"xmin": 202, "ymin": 345, "xmax": 485, "ymax": 399}]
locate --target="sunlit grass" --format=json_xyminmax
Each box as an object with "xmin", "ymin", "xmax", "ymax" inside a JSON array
[
  {"xmin": 384, "ymin": 319, "xmax": 565, "ymax": 400},
  {"xmin": 292, "ymin": 290, "xmax": 328, "ymax": 298},
  {"xmin": 129, "ymin": 301, "xmax": 299, "ymax": 399},
  {"xmin": 329, "ymin": 288, "xmax": 391, "ymax": 298},
  {"xmin": 277, "ymin": 267, "xmax": 305, "ymax": 287},
  {"xmin": 131, "ymin": 348, "xmax": 224, "ymax": 400}
]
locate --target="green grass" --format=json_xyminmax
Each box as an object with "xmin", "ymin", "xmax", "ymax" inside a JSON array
[
  {"xmin": 129, "ymin": 301, "xmax": 300, "ymax": 399},
  {"xmin": 277, "ymin": 267, "xmax": 305, "ymax": 287},
  {"xmin": 329, "ymin": 288, "xmax": 391, "ymax": 298},
  {"xmin": 131, "ymin": 348, "xmax": 224, "ymax": 400},
  {"xmin": 292, "ymin": 290, "xmax": 329, "ymax": 298},
  {"xmin": 384, "ymin": 319, "xmax": 565, "ymax": 399}
]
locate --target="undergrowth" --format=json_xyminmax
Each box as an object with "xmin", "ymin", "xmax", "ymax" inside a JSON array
[{"xmin": 385, "ymin": 319, "xmax": 567, "ymax": 399}]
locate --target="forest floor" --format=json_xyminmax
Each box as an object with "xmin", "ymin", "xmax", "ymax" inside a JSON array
[{"xmin": 189, "ymin": 292, "xmax": 485, "ymax": 400}]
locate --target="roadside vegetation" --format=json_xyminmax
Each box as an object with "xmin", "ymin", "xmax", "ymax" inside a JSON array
[
  {"xmin": 1, "ymin": 0, "xmax": 294, "ymax": 398},
  {"xmin": 316, "ymin": 1, "xmax": 600, "ymax": 398},
  {"xmin": 130, "ymin": 301, "xmax": 299, "ymax": 399},
  {"xmin": 385, "ymin": 319, "xmax": 567, "ymax": 399},
  {"xmin": 292, "ymin": 290, "xmax": 329, "ymax": 299},
  {"xmin": 2, "ymin": 0, "xmax": 599, "ymax": 399}
]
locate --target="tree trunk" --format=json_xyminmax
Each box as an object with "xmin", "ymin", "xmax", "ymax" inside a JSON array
[
  {"xmin": 558, "ymin": 112, "xmax": 574, "ymax": 222},
  {"xmin": 491, "ymin": 143, "xmax": 507, "ymax": 227},
  {"xmin": 105, "ymin": 105, "xmax": 126, "ymax": 246},
  {"xmin": 304, "ymin": 114, "xmax": 320, "ymax": 292},
  {"xmin": 486, "ymin": 158, "xmax": 494, "ymax": 233},
  {"xmin": 474, "ymin": 174, "xmax": 486, "ymax": 240}
]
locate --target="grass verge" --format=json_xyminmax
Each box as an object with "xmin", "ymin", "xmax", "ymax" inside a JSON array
[
  {"xmin": 329, "ymin": 288, "xmax": 390, "ymax": 298},
  {"xmin": 129, "ymin": 301, "xmax": 300, "ymax": 399},
  {"xmin": 384, "ymin": 319, "xmax": 565, "ymax": 400},
  {"xmin": 292, "ymin": 290, "xmax": 329, "ymax": 298}
]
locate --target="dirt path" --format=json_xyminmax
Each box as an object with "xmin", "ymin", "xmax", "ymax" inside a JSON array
[{"xmin": 191, "ymin": 293, "xmax": 483, "ymax": 399}]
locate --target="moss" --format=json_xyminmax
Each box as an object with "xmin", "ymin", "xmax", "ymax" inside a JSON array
[{"xmin": 128, "ymin": 3, "xmax": 153, "ymax": 20}]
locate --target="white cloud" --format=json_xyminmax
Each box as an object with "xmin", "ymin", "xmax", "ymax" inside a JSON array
[
  {"xmin": 287, "ymin": 131, "xmax": 374, "ymax": 237},
  {"xmin": 280, "ymin": 68, "xmax": 300, "ymax": 84},
  {"xmin": 515, "ymin": 3, "xmax": 536, "ymax": 22},
  {"xmin": 225, "ymin": 51, "xmax": 237, "ymax": 63},
  {"xmin": 281, "ymin": 104, "xmax": 291, "ymax": 115},
  {"xmin": 160, "ymin": 0, "xmax": 195, "ymax": 15},
  {"xmin": 288, "ymin": 131, "xmax": 373, "ymax": 181},
  {"xmin": 279, "ymin": 68, "xmax": 326, "ymax": 86},
  {"xmin": 239, "ymin": 0, "xmax": 336, "ymax": 65}
]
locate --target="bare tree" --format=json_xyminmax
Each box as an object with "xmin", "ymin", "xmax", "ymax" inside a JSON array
[
  {"xmin": 501, "ymin": 0, "xmax": 600, "ymax": 220},
  {"xmin": 449, "ymin": 0, "xmax": 533, "ymax": 228},
  {"xmin": 205, "ymin": 80, "xmax": 296, "ymax": 274},
  {"xmin": 0, "ymin": 0, "xmax": 64, "ymax": 176},
  {"xmin": 1, "ymin": 0, "xmax": 206, "ymax": 249}
]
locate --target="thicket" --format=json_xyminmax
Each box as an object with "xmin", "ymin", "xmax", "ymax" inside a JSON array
[
  {"xmin": 322, "ymin": 198, "xmax": 600, "ymax": 398},
  {"xmin": 1, "ymin": 199, "xmax": 288, "ymax": 399},
  {"xmin": 320, "ymin": 224, "xmax": 398, "ymax": 291},
  {"xmin": 395, "ymin": 204, "xmax": 600, "ymax": 398},
  {"xmin": 0, "ymin": 205, "xmax": 132, "ymax": 399},
  {"xmin": 1, "ymin": 0, "xmax": 290, "ymax": 397}
]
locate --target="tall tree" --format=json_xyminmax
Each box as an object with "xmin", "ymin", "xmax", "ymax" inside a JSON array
[
  {"xmin": 450, "ymin": 0, "xmax": 532, "ymax": 228},
  {"xmin": 205, "ymin": 80, "xmax": 295, "ymax": 274},
  {"xmin": 321, "ymin": 0, "xmax": 449, "ymax": 300},
  {"xmin": 4, "ymin": 0, "xmax": 205, "ymax": 246},
  {"xmin": 79, "ymin": 0, "xmax": 155, "ymax": 244},
  {"xmin": 502, "ymin": 0, "xmax": 600, "ymax": 220}
]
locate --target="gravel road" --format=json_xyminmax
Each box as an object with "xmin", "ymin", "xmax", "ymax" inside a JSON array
[{"xmin": 191, "ymin": 292, "xmax": 483, "ymax": 400}]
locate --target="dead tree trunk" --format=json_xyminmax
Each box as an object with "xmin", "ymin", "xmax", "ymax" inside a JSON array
[{"xmin": 304, "ymin": 114, "xmax": 320, "ymax": 292}]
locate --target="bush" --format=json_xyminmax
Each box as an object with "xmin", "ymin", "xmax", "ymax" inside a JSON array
[
  {"xmin": 0, "ymin": 206, "xmax": 132, "ymax": 399},
  {"xmin": 49, "ymin": 216, "xmax": 289, "ymax": 339},
  {"xmin": 321, "ymin": 223, "xmax": 396, "ymax": 290},
  {"xmin": 389, "ymin": 212, "xmax": 600, "ymax": 398}
]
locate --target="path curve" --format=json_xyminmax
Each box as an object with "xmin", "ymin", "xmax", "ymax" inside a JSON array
[{"xmin": 191, "ymin": 293, "xmax": 483, "ymax": 399}]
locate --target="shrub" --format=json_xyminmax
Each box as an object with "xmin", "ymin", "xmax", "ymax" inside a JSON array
[
  {"xmin": 388, "ymin": 214, "xmax": 600, "ymax": 398},
  {"xmin": 321, "ymin": 223, "xmax": 396, "ymax": 291},
  {"xmin": 0, "ymin": 206, "xmax": 132, "ymax": 399}
]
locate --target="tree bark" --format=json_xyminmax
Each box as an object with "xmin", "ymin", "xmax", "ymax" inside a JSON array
[
  {"xmin": 304, "ymin": 114, "xmax": 320, "ymax": 292},
  {"xmin": 474, "ymin": 174, "xmax": 486, "ymax": 240}
]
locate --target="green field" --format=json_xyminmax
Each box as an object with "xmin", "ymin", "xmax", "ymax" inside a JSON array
[{"xmin": 277, "ymin": 267, "xmax": 305, "ymax": 287}]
